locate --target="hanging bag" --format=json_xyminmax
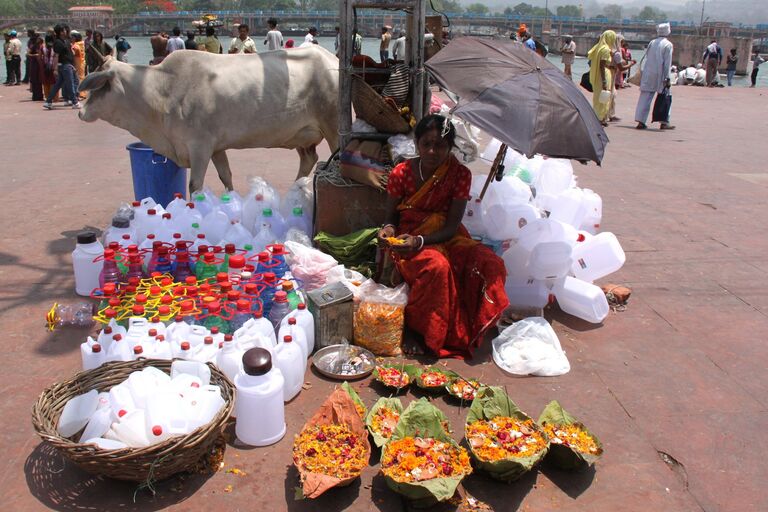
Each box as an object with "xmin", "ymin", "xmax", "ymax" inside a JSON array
[{"xmin": 627, "ymin": 52, "xmax": 646, "ymax": 86}]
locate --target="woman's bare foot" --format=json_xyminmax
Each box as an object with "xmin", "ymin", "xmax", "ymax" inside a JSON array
[{"xmin": 402, "ymin": 337, "xmax": 426, "ymax": 356}]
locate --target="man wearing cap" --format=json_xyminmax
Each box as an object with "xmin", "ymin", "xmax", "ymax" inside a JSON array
[
  {"xmin": 5, "ymin": 30, "xmax": 22, "ymax": 85},
  {"xmin": 380, "ymin": 26, "xmax": 392, "ymax": 63},
  {"xmin": 634, "ymin": 23, "xmax": 674, "ymax": 130}
]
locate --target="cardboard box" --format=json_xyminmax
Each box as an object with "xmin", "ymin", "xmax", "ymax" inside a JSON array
[{"xmin": 313, "ymin": 162, "xmax": 389, "ymax": 237}]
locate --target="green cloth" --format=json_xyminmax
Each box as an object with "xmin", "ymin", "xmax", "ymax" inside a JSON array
[{"xmin": 314, "ymin": 228, "xmax": 379, "ymax": 275}]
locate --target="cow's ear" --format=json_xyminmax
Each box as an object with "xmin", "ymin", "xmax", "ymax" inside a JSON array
[{"xmin": 79, "ymin": 70, "xmax": 115, "ymax": 92}]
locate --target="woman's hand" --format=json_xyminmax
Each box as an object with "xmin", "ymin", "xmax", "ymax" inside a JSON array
[
  {"xmin": 390, "ymin": 234, "xmax": 422, "ymax": 253},
  {"xmin": 377, "ymin": 224, "xmax": 396, "ymax": 246}
]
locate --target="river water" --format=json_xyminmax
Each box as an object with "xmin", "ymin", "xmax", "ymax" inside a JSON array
[{"xmin": 5, "ymin": 35, "xmax": 762, "ymax": 88}]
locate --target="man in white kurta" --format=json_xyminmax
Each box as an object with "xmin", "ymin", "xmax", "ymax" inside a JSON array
[{"xmin": 635, "ymin": 23, "xmax": 674, "ymax": 130}]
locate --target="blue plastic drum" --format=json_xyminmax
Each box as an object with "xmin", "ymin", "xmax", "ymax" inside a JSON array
[{"xmin": 126, "ymin": 142, "xmax": 187, "ymax": 207}]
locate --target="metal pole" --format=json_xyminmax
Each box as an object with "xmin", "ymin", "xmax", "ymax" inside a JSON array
[
  {"xmin": 700, "ymin": 0, "xmax": 706, "ymax": 28},
  {"xmin": 338, "ymin": 0, "xmax": 353, "ymax": 153}
]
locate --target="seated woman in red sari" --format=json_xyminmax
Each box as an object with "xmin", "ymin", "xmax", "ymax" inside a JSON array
[{"xmin": 378, "ymin": 115, "xmax": 508, "ymax": 358}]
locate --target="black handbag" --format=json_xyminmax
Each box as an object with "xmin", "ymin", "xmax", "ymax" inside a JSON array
[
  {"xmin": 580, "ymin": 71, "xmax": 593, "ymax": 92},
  {"xmin": 652, "ymin": 87, "xmax": 672, "ymax": 123}
]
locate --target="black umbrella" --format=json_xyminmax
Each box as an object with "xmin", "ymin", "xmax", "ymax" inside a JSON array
[{"xmin": 426, "ymin": 36, "xmax": 609, "ymax": 165}]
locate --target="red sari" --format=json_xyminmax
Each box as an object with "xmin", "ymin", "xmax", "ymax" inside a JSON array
[{"xmin": 388, "ymin": 156, "xmax": 508, "ymax": 359}]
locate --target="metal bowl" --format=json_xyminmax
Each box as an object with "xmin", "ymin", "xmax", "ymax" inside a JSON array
[{"xmin": 312, "ymin": 344, "xmax": 376, "ymax": 380}]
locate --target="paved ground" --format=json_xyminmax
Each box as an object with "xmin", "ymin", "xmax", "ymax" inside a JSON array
[{"xmin": 0, "ymin": 83, "xmax": 766, "ymax": 512}]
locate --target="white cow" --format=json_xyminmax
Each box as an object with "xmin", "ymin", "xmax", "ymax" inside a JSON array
[{"xmin": 78, "ymin": 46, "xmax": 339, "ymax": 193}]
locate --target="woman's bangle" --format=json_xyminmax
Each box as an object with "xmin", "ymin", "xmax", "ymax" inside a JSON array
[
  {"xmin": 382, "ymin": 223, "xmax": 396, "ymax": 231},
  {"xmin": 416, "ymin": 236, "xmax": 425, "ymax": 250}
]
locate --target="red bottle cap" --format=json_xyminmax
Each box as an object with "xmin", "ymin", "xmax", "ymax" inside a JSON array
[
  {"xmin": 236, "ymin": 299, "xmax": 250, "ymax": 312},
  {"xmin": 128, "ymin": 276, "xmax": 140, "ymax": 286},
  {"xmin": 273, "ymin": 291, "xmax": 288, "ymax": 303},
  {"xmin": 105, "ymin": 307, "xmax": 118, "ymax": 317},
  {"xmin": 152, "ymin": 425, "xmax": 163, "ymax": 436},
  {"xmin": 229, "ymin": 255, "xmax": 245, "ymax": 269},
  {"xmin": 132, "ymin": 305, "xmax": 145, "ymax": 315},
  {"xmin": 227, "ymin": 290, "xmax": 240, "ymax": 301},
  {"xmin": 149, "ymin": 285, "xmax": 162, "ymax": 296},
  {"xmin": 284, "ymin": 335, "xmax": 293, "ymax": 343},
  {"xmin": 197, "ymin": 233, "xmax": 206, "ymax": 239},
  {"xmin": 224, "ymin": 334, "xmax": 233, "ymax": 341},
  {"xmin": 92, "ymin": 343, "xmax": 102, "ymax": 353},
  {"xmin": 162, "ymin": 295, "xmax": 174, "ymax": 304},
  {"xmin": 160, "ymin": 277, "xmax": 173, "ymax": 287},
  {"xmin": 146, "ymin": 234, "xmax": 156, "ymax": 240},
  {"xmin": 174, "ymin": 192, "xmax": 183, "ymax": 199},
  {"xmin": 173, "ymin": 233, "xmax": 181, "ymax": 239},
  {"xmin": 148, "ymin": 328, "xmax": 157, "ymax": 337},
  {"xmin": 207, "ymin": 301, "xmax": 221, "ymax": 312},
  {"xmin": 135, "ymin": 294, "xmax": 148, "ymax": 304},
  {"xmin": 180, "ymin": 300, "xmax": 195, "ymax": 312},
  {"xmin": 203, "ymin": 253, "xmax": 216, "ymax": 263},
  {"xmin": 216, "ymin": 272, "xmax": 228, "ymax": 282},
  {"xmin": 220, "ymin": 282, "xmax": 233, "ymax": 293},
  {"xmin": 185, "ymin": 276, "xmax": 197, "ymax": 285},
  {"xmin": 254, "ymin": 310, "xmax": 263, "ymax": 319},
  {"xmin": 162, "ymin": 213, "xmax": 171, "ymax": 220},
  {"xmin": 211, "ymin": 326, "xmax": 220, "ymax": 334},
  {"xmin": 122, "ymin": 234, "xmax": 131, "ymax": 240},
  {"xmin": 187, "ymin": 286, "xmax": 199, "ymax": 297},
  {"xmin": 244, "ymin": 283, "xmax": 258, "ymax": 295},
  {"xmin": 132, "ymin": 201, "xmax": 140, "ymax": 207},
  {"xmin": 174, "ymin": 315, "xmax": 183, "ymax": 323},
  {"xmin": 271, "ymin": 243, "xmax": 286, "ymax": 255},
  {"xmin": 225, "ymin": 243, "xmax": 236, "ymax": 254},
  {"xmin": 204, "ymin": 336, "xmax": 213, "ymax": 345},
  {"xmin": 257, "ymin": 252, "xmax": 269, "ymax": 262},
  {"xmin": 118, "ymin": 409, "xmax": 127, "ymax": 417},
  {"xmin": 104, "ymin": 326, "xmax": 113, "ymax": 334},
  {"xmin": 181, "ymin": 341, "xmax": 190, "ymax": 351},
  {"xmin": 288, "ymin": 317, "xmax": 297, "ymax": 325},
  {"xmin": 103, "ymin": 283, "xmax": 116, "ymax": 295},
  {"xmin": 298, "ymin": 303, "xmax": 306, "ymax": 310},
  {"xmin": 133, "ymin": 345, "xmax": 143, "ymax": 355},
  {"xmin": 147, "ymin": 209, "xmax": 156, "ymax": 215},
  {"xmin": 156, "ymin": 334, "xmax": 165, "ymax": 341},
  {"xmin": 263, "ymin": 272, "xmax": 276, "ymax": 284}
]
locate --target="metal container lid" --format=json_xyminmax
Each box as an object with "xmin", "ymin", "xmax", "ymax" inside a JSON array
[{"xmin": 307, "ymin": 281, "xmax": 353, "ymax": 309}]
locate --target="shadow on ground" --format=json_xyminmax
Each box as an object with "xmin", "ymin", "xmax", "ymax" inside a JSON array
[{"xmin": 25, "ymin": 442, "xmax": 210, "ymax": 511}]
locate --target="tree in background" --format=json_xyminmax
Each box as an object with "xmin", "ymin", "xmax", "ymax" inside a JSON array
[
  {"xmin": 429, "ymin": 0, "xmax": 463, "ymax": 13},
  {"xmin": 556, "ymin": 5, "xmax": 581, "ymax": 18},
  {"xmin": 602, "ymin": 4, "xmax": 622, "ymax": 20},
  {"xmin": 465, "ymin": 3, "xmax": 488, "ymax": 15},
  {"xmin": 634, "ymin": 6, "xmax": 667, "ymax": 21},
  {"xmin": 504, "ymin": 3, "xmax": 551, "ymax": 16}
]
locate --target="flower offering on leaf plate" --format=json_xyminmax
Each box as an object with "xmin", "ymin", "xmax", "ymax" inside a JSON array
[
  {"xmin": 366, "ymin": 397, "xmax": 405, "ymax": 448},
  {"xmin": 381, "ymin": 437, "xmax": 472, "ymax": 483},
  {"xmin": 537, "ymin": 400, "xmax": 603, "ymax": 470},
  {"xmin": 466, "ymin": 417, "xmax": 548, "ymax": 461},
  {"xmin": 293, "ymin": 424, "xmax": 368, "ymax": 480},
  {"xmin": 373, "ymin": 364, "xmax": 415, "ymax": 389},
  {"xmin": 446, "ymin": 377, "xmax": 482, "ymax": 400},
  {"xmin": 542, "ymin": 424, "xmax": 602, "ymax": 455}
]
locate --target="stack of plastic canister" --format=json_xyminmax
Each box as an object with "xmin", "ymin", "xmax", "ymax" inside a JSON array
[{"xmin": 466, "ymin": 138, "xmax": 626, "ymax": 324}]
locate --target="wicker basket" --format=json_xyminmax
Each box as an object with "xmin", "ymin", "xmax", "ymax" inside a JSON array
[
  {"xmin": 351, "ymin": 75, "xmax": 411, "ymax": 135},
  {"xmin": 31, "ymin": 359, "xmax": 234, "ymax": 482}
]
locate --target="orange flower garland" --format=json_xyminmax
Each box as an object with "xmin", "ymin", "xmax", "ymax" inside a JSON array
[
  {"xmin": 542, "ymin": 424, "xmax": 602, "ymax": 455},
  {"xmin": 381, "ymin": 437, "xmax": 472, "ymax": 483},
  {"xmin": 466, "ymin": 417, "xmax": 548, "ymax": 461},
  {"xmin": 292, "ymin": 425, "xmax": 368, "ymax": 479}
]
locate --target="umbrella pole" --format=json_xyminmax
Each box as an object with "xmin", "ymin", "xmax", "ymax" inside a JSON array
[{"xmin": 479, "ymin": 143, "xmax": 507, "ymax": 201}]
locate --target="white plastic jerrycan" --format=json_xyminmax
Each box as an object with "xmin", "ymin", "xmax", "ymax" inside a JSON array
[
  {"xmin": 57, "ymin": 389, "xmax": 99, "ymax": 437},
  {"xmin": 579, "ymin": 188, "xmax": 602, "ymax": 235},
  {"xmin": 108, "ymin": 384, "xmax": 136, "ymax": 421},
  {"xmin": 82, "ymin": 437, "xmax": 128, "ymax": 450},
  {"xmin": 125, "ymin": 371, "xmax": 153, "ymax": 410},
  {"xmin": 81, "ymin": 341, "xmax": 105, "ymax": 371},
  {"xmin": 216, "ymin": 339, "xmax": 244, "ymax": 382},
  {"xmin": 72, "ymin": 231, "xmax": 104, "ymax": 296},
  {"xmin": 277, "ymin": 317, "xmax": 309, "ymax": 360},
  {"xmin": 505, "ymin": 277, "xmax": 550, "ymax": 308},
  {"xmin": 171, "ymin": 360, "xmax": 211, "ymax": 386},
  {"xmin": 274, "ymin": 335, "xmax": 305, "ymax": 402},
  {"xmin": 570, "ymin": 232, "xmax": 626, "ymax": 283},
  {"xmin": 280, "ymin": 303, "xmax": 315, "ymax": 355},
  {"xmin": 112, "ymin": 409, "xmax": 151, "ymax": 448},
  {"xmin": 185, "ymin": 385, "xmax": 226, "ymax": 431},
  {"xmin": 527, "ymin": 241, "xmax": 573, "ymax": 281},
  {"xmin": 145, "ymin": 391, "xmax": 192, "ymax": 443},
  {"xmin": 553, "ymin": 276, "xmax": 609, "ymax": 324},
  {"xmin": 234, "ymin": 348, "xmax": 286, "ymax": 446},
  {"xmin": 79, "ymin": 406, "xmax": 113, "ymax": 442}
]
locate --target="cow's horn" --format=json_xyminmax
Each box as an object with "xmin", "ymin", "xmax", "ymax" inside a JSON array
[{"xmin": 79, "ymin": 70, "xmax": 114, "ymax": 92}]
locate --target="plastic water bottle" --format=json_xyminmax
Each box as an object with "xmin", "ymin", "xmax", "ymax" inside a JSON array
[
  {"xmin": 173, "ymin": 252, "xmax": 194, "ymax": 282},
  {"xmin": 281, "ymin": 281, "xmax": 301, "ymax": 310},
  {"xmin": 203, "ymin": 301, "xmax": 230, "ymax": 334},
  {"xmin": 192, "ymin": 193, "xmax": 213, "ymax": 217},
  {"xmin": 268, "ymin": 244, "xmax": 290, "ymax": 278},
  {"xmin": 285, "ymin": 207, "xmax": 310, "ymax": 235},
  {"xmin": 274, "ymin": 335, "xmax": 304, "ymax": 402},
  {"xmin": 229, "ymin": 299, "xmax": 253, "ymax": 333},
  {"xmin": 72, "ymin": 232, "xmax": 104, "ymax": 296},
  {"xmin": 260, "ymin": 208, "xmax": 287, "ymax": 241},
  {"xmin": 137, "ymin": 208, "xmax": 162, "ymax": 243},
  {"xmin": 194, "ymin": 335, "xmax": 219, "ymax": 363},
  {"xmin": 125, "ymin": 253, "xmax": 146, "ymax": 282},
  {"xmin": 268, "ymin": 291, "xmax": 291, "ymax": 333},
  {"xmin": 234, "ymin": 348, "xmax": 286, "ymax": 446},
  {"xmin": 196, "ymin": 252, "xmax": 220, "ymax": 282},
  {"xmin": 219, "ymin": 193, "xmax": 242, "ymax": 222},
  {"xmin": 260, "ymin": 272, "xmax": 278, "ymax": 317},
  {"xmin": 222, "ymin": 221, "xmax": 252, "ymax": 250},
  {"xmin": 227, "ymin": 254, "xmax": 246, "ymax": 284},
  {"xmin": 99, "ymin": 249, "xmax": 123, "ymax": 288},
  {"xmin": 202, "ymin": 208, "xmax": 230, "ymax": 246}
]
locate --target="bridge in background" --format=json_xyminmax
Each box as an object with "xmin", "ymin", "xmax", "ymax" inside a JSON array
[{"xmin": 2, "ymin": 10, "xmax": 768, "ymax": 42}]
